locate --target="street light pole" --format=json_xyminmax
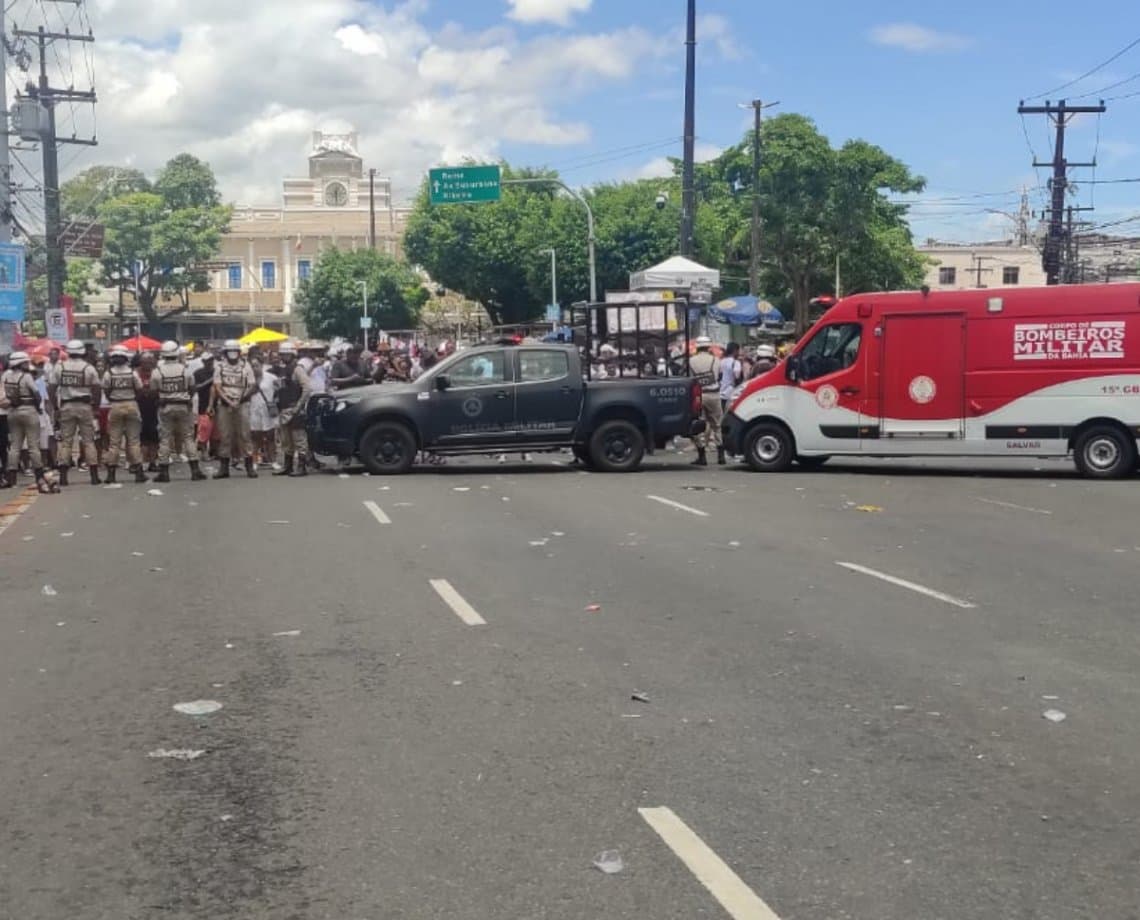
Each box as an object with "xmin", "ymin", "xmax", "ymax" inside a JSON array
[
  {"xmin": 357, "ymin": 280, "xmax": 369, "ymax": 351},
  {"xmin": 502, "ymin": 178, "xmax": 596, "ymax": 302},
  {"xmin": 539, "ymin": 248, "xmax": 557, "ymax": 308},
  {"xmin": 680, "ymin": 0, "xmax": 697, "ymax": 258}
]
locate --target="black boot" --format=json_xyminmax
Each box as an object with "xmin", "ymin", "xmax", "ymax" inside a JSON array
[
  {"xmin": 0, "ymin": 469, "xmax": 10, "ymax": 489},
  {"xmin": 35, "ymin": 469, "xmax": 53, "ymax": 494},
  {"xmin": 155, "ymin": 465, "xmax": 171, "ymax": 483},
  {"xmin": 290, "ymin": 455, "xmax": 308, "ymax": 477},
  {"xmin": 57, "ymin": 464, "xmax": 69, "ymax": 487},
  {"xmin": 147, "ymin": 461, "xmax": 158, "ymax": 473},
  {"xmin": 105, "ymin": 466, "xmax": 117, "ymax": 484},
  {"xmin": 245, "ymin": 457, "xmax": 258, "ymax": 479},
  {"xmin": 132, "ymin": 465, "xmax": 149, "ymax": 484},
  {"xmin": 190, "ymin": 461, "xmax": 207, "ymax": 482},
  {"xmin": 273, "ymin": 456, "xmax": 294, "ymax": 477},
  {"xmin": 691, "ymin": 449, "xmax": 708, "ymax": 467},
  {"xmin": 717, "ymin": 447, "xmax": 727, "ymax": 466},
  {"xmin": 89, "ymin": 465, "xmax": 102, "ymax": 485},
  {"xmin": 212, "ymin": 459, "xmax": 231, "ymax": 480}
]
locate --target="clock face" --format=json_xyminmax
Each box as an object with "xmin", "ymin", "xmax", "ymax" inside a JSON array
[{"xmin": 325, "ymin": 182, "xmax": 348, "ymax": 206}]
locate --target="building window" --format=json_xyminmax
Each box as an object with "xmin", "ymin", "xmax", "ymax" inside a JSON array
[
  {"xmin": 297, "ymin": 260, "xmax": 312, "ymax": 282},
  {"xmin": 938, "ymin": 267, "xmax": 956, "ymax": 286},
  {"xmin": 261, "ymin": 261, "xmax": 276, "ymax": 290},
  {"xmin": 1002, "ymin": 266, "xmax": 1020, "ymax": 285},
  {"xmin": 227, "ymin": 263, "xmax": 242, "ymax": 290}
]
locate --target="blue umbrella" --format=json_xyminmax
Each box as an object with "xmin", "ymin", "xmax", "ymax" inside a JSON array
[{"xmin": 708, "ymin": 295, "xmax": 784, "ymax": 326}]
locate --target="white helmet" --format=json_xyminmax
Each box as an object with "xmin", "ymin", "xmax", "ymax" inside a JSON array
[
  {"xmin": 109, "ymin": 345, "xmax": 130, "ymax": 359},
  {"xmin": 695, "ymin": 335, "xmax": 712, "ymax": 349},
  {"xmin": 223, "ymin": 339, "xmax": 240, "ymax": 354},
  {"xmin": 756, "ymin": 344, "xmax": 776, "ymax": 358},
  {"xmin": 66, "ymin": 338, "xmax": 85, "ymax": 356},
  {"xmin": 160, "ymin": 340, "xmax": 180, "ymax": 359},
  {"xmin": 8, "ymin": 350, "xmax": 29, "ymax": 367},
  {"xmin": 278, "ymin": 341, "xmax": 297, "ymax": 356}
]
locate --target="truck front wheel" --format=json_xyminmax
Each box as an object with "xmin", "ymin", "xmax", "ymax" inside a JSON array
[
  {"xmin": 1074, "ymin": 425, "xmax": 1136, "ymax": 479},
  {"xmin": 589, "ymin": 420, "xmax": 645, "ymax": 473},
  {"xmin": 743, "ymin": 424, "xmax": 795, "ymax": 472},
  {"xmin": 359, "ymin": 421, "xmax": 417, "ymax": 475}
]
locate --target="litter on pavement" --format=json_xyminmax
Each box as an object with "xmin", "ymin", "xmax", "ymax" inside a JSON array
[
  {"xmin": 173, "ymin": 700, "xmax": 224, "ymax": 716},
  {"xmin": 41, "ymin": 585, "xmax": 57, "ymax": 596},
  {"xmin": 147, "ymin": 489, "xmax": 164, "ymax": 496},
  {"xmin": 272, "ymin": 630, "xmax": 302, "ymax": 637},
  {"xmin": 585, "ymin": 603, "xmax": 602, "ymax": 612},
  {"xmin": 593, "ymin": 850, "xmax": 624, "ymax": 875},
  {"xmin": 148, "ymin": 749, "xmax": 206, "ymax": 761},
  {"xmin": 856, "ymin": 505, "xmax": 884, "ymax": 513},
  {"xmin": 1043, "ymin": 709, "xmax": 1067, "ymax": 723},
  {"xmin": 631, "ymin": 691, "xmax": 651, "ymax": 703}
]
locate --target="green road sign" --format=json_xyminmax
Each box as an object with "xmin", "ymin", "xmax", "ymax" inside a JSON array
[{"xmin": 429, "ymin": 165, "xmax": 502, "ymax": 205}]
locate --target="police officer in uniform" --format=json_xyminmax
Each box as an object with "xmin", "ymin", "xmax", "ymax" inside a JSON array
[
  {"xmin": 1, "ymin": 352, "xmax": 53, "ymax": 492},
  {"xmin": 151, "ymin": 341, "xmax": 206, "ymax": 483},
  {"xmin": 56, "ymin": 338, "xmax": 102, "ymax": 485},
  {"xmin": 273, "ymin": 341, "xmax": 313, "ymax": 478},
  {"xmin": 210, "ymin": 339, "xmax": 258, "ymax": 479},
  {"xmin": 102, "ymin": 345, "xmax": 148, "ymax": 483},
  {"xmin": 689, "ymin": 336, "xmax": 725, "ymax": 467}
]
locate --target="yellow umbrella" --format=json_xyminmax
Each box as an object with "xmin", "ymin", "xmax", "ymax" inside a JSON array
[{"xmin": 239, "ymin": 327, "xmax": 288, "ymax": 345}]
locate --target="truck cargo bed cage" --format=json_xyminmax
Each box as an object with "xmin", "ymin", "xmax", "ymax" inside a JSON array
[{"xmin": 569, "ymin": 299, "xmax": 694, "ymax": 382}]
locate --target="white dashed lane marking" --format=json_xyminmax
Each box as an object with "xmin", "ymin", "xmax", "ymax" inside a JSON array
[
  {"xmin": 429, "ymin": 579, "xmax": 487, "ymax": 626},
  {"xmin": 639, "ymin": 806, "xmax": 781, "ymax": 919},
  {"xmin": 836, "ymin": 562, "xmax": 977, "ymax": 609},
  {"xmin": 646, "ymin": 495, "xmax": 709, "ymax": 518},
  {"xmin": 974, "ymin": 496, "xmax": 1052, "ymax": 515},
  {"xmin": 362, "ymin": 500, "xmax": 391, "ymax": 525}
]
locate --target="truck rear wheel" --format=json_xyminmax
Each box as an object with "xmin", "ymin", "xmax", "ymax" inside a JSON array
[
  {"xmin": 743, "ymin": 424, "xmax": 794, "ymax": 472},
  {"xmin": 589, "ymin": 420, "xmax": 645, "ymax": 473},
  {"xmin": 359, "ymin": 421, "xmax": 416, "ymax": 475},
  {"xmin": 1074, "ymin": 425, "xmax": 1136, "ymax": 479}
]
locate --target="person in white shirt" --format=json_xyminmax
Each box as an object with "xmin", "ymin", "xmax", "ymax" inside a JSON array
[{"xmin": 719, "ymin": 342, "xmax": 743, "ymax": 412}]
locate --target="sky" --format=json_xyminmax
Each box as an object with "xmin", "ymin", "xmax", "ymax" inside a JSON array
[{"xmin": 5, "ymin": 0, "xmax": 1140, "ymax": 245}]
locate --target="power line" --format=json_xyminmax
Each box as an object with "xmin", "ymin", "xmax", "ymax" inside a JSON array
[
  {"xmin": 1027, "ymin": 35, "xmax": 1140, "ymax": 99},
  {"xmin": 1071, "ymin": 70, "xmax": 1140, "ymax": 99}
]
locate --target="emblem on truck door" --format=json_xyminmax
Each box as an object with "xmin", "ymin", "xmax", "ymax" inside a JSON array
[
  {"xmin": 462, "ymin": 396, "xmax": 484, "ymax": 418},
  {"xmin": 815, "ymin": 385, "xmax": 839, "ymax": 409},
  {"xmin": 909, "ymin": 376, "xmax": 937, "ymax": 404}
]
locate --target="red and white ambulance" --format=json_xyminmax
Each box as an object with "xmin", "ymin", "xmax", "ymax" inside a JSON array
[{"xmin": 722, "ymin": 283, "xmax": 1140, "ymax": 478}]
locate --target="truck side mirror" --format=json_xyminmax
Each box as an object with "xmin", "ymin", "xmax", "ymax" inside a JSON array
[
  {"xmin": 785, "ymin": 355, "xmax": 801, "ymax": 383},
  {"xmin": 435, "ymin": 374, "xmax": 451, "ymax": 391}
]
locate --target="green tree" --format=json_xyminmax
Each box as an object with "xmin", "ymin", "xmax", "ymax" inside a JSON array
[
  {"xmin": 60, "ymin": 165, "xmax": 151, "ymax": 221},
  {"xmin": 97, "ymin": 155, "xmax": 232, "ymax": 322},
  {"xmin": 689, "ymin": 114, "xmax": 927, "ymax": 332},
  {"xmin": 296, "ymin": 248, "xmax": 428, "ymax": 341}
]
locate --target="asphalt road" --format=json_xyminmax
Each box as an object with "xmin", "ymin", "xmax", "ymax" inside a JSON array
[{"xmin": 2, "ymin": 449, "xmax": 1139, "ymax": 920}]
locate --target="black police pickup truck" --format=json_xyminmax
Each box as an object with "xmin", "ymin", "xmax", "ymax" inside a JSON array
[{"xmin": 307, "ymin": 344, "xmax": 705, "ymax": 474}]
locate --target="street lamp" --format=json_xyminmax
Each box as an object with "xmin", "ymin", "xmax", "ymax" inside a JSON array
[
  {"xmin": 357, "ymin": 280, "xmax": 369, "ymax": 351},
  {"xmin": 538, "ymin": 248, "xmax": 557, "ymax": 312}
]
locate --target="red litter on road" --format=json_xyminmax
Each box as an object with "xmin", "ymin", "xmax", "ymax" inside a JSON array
[{"xmin": 585, "ymin": 604, "xmax": 602, "ymax": 613}]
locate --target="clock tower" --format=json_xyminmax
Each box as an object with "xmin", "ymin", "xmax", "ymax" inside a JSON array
[{"xmin": 281, "ymin": 131, "xmax": 393, "ymax": 211}]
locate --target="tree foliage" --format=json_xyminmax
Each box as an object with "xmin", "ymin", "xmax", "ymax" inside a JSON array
[
  {"xmin": 61, "ymin": 166, "xmax": 151, "ymax": 221},
  {"xmin": 90, "ymin": 156, "xmax": 231, "ymax": 322},
  {"xmin": 296, "ymin": 248, "xmax": 429, "ymax": 341},
  {"xmin": 690, "ymin": 114, "xmax": 928, "ymax": 332}
]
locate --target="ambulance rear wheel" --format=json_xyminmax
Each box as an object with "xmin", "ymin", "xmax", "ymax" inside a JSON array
[
  {"xmin": 1074, "ymin": 426, "xmax": 1136, "ymax": 480},
  {"xmin": 743, "ymin": 424, "xmax": 794, "ymax": 473}
]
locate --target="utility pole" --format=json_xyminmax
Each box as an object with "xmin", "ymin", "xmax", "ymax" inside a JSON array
[
  {"xmin": 1017, "ymin": 98, "xmax": 1104, "ymax": 285},
  {"xmin": 679, "ymin": 0, "xmax": 697, "ymax": 258},
  {"xmin": 14, "ymin": 12, "xmax": 97, "ymax": 318},
  {"xmin": 1, "ymin": 3, "xmax": 12, "ymax": 246},
  {"xmin": 357, "ymin": 280, "xmax": 369, "ymax": 351},
  {"xmin": 369, "ymin": 168, "xmax": 376, "ymax": 250},
  {"xmin": 748, "ymin": 99, "xmax": 762, "ymax": 296}
]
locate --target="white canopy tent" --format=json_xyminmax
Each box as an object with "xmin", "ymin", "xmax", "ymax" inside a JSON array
[{"xmin": 629, "ymin": 255, "xmax": 720, "ymax": 293}]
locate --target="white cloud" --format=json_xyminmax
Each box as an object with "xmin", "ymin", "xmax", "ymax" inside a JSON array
[
  {"xmin": 335, "ymin": 24, "xmax": 388, "ymax": 57},
  {"xmin": 506, "ymin": 0, "xmax": 592, "ymax": 27},
  {"xmin": 6, "ymin": 0, "xmax": 668, "ymax": 209},
  {"xmin": 633, "ymin": 143, "xmax": 723, "ymax": 180},
  {"xmin": 869, "ymin": 23, "xmax": 971, "ymax": 53}
]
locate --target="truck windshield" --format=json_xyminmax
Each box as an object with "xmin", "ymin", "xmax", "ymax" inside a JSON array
[{"xmin": 796, "ymin": 323, "xmax": 862, "ymax": 381}]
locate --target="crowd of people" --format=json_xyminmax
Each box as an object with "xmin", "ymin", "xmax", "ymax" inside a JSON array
[{"xmin": 0, "ymin": 336, "xmax": 454, "ymax": 493}]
